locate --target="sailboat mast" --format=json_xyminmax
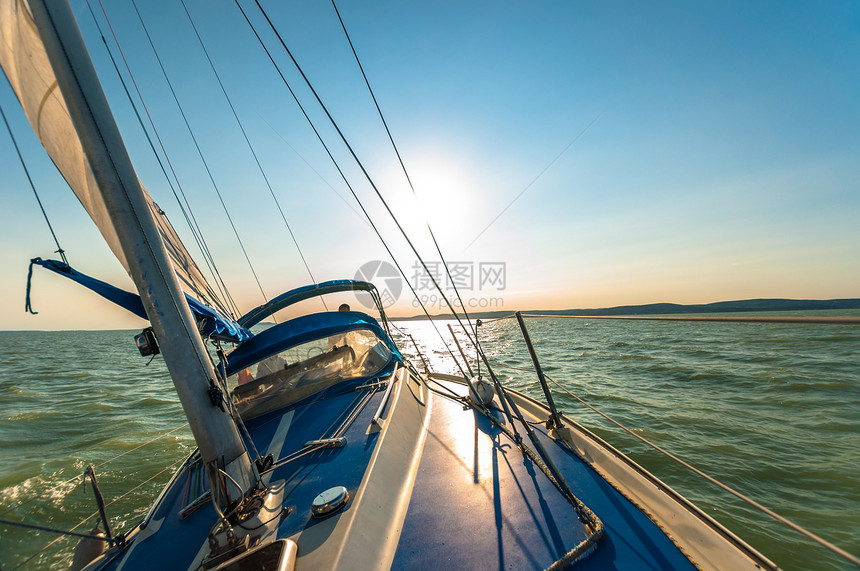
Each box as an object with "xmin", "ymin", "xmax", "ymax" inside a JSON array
[{"xmin": 27, "ymin": 0, "xmax": 255, "ymax": 504}]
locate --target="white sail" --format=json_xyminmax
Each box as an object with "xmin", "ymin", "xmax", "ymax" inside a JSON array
[
  {"xmin": 0, "ymin": 0, "xmax": 229, "ymax": 316},
  {"xmin": 3, "ymin": 0, "xmax": 256, "ymax": 507}
]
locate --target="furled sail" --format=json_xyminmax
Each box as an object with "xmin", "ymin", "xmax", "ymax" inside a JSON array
[{"xmin": 0, "ymin": 0, "xmax": 231, "ymax": 318}]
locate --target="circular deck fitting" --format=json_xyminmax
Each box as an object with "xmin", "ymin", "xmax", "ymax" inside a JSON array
[{"xmin": 311, "ymin": 486, "xmax": 349, "ymax": 517}]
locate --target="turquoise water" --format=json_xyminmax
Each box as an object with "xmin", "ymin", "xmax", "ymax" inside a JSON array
[{"xmin": 1, "ymin": 314, "xmax": 858, "ymax": 569}]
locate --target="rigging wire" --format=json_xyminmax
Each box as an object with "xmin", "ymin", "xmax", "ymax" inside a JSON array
[
  {"xmin": 106, "ymin": 0, "xmax": 270, "ymax": 310},
  {"xmin": 0, "ymin": 98, "xmax": 68, "ymax": 268},
  {"xmin": 465, "ymin": 113, "xmax": 602, "ymax": 251},
  {"xmin": 234, "ymin": 0, "xmax": 466, "ymax": 369},
  {"xmin": 328, "ymin": 8, "xmax": 603, "ymax": 403},
  {"xmin": 243, "ymin": 0, "xmax": 478, "ymax": 368},
  {"xmin": 10, "ymin": 4, "xmax": 853, "ymax": 564},
  {"xmin": 210, "ymin": 340, "xmax": 263, "ymax": 463},
  {"xmin": 178, "ymin": 0, "xmax": 327, "ymax": 312},
  {"xmin": 85, "ymin": 0, "xmax": 240, "ymax": 317},
  {"xmin": 107, "ymin": 0, "xmax": 237, "ymax": 315},
  {"xmin": 330, "ymin": 0, "xmax": 478, "ymax": 335},
  {"xmin": 330, "ymin": 0, "xmax": 511, "ymax": 395},
  {"xmin": 255, "ymin": 112, "xmax": 371, "ymax": 228},
  {"xmin": 4, "ymin": 12, "xmax": 243, "ymax": 553},
  {"xmin": 251, "ymin": 0, "xmax": 493, "ymax": 369}
]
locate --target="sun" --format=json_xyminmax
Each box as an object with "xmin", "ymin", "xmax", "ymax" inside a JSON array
[{"xmin": 403, "ymin": 156, "xmax": 477, "ymax": 252}]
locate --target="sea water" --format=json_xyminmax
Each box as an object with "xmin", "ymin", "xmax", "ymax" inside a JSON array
[{"xmin": 1, "ymin": 313, "xmax": 858, "ymax": 569}]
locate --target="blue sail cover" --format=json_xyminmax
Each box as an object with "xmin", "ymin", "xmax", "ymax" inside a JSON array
[
  {"xmin": 30, "ymin": 258, "xmax": 251, "ymax": 343},
  {"xmin": 224, "ymin": 311, "xmax": 401, "ymax": 376},
  {"xmin": 238, "ymin": 279, "xmax": 378, "ymax": 328}
]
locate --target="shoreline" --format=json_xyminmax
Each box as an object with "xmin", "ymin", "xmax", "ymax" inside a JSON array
[{"xmin": 523, "ymin": 315, "xmax": 860, "ymax": 324}]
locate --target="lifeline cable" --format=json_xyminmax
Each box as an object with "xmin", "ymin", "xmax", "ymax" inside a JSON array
[
  {"xmin": 0, "ymin": 518, "xmax": 108, "ymax": 542},
  {"xmin": 0, "ymin": 423, "xmax": 188, "ymax": 519},
  {"xmin": 537, "ymin": 371, "xmax": 860, "ymax": 568},
  {"xmin": 490, "ymin": 356, "xmax": 860, "ymax": 567},
  {"xmin": 11, "ymin": 458, "xmax": 185, "ymax": 570}
]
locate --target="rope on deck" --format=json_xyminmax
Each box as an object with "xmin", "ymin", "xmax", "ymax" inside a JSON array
[{"xmin": 479, "ymin": 406, "xmax": 605, "ymax": 569}]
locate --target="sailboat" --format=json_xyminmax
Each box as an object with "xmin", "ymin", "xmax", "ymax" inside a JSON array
[{"xmin": 1, "ymin": 1, "xmax": 834, "ymax": 569}]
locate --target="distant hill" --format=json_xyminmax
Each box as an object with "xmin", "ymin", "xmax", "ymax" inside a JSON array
[{"xmin": 395, "ymin": 298, "xmax": 860, "ymax": 321}]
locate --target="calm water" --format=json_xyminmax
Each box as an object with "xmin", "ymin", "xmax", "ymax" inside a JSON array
[{"xmin": 1, "ymin": 313, "xmax": 858, "ymax": 569}]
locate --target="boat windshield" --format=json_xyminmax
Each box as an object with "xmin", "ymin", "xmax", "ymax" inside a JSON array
[{"xmin": 228, "ymin": 327, "xmax": 393, "ymax": 418}]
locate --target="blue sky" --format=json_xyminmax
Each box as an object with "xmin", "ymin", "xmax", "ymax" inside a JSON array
[{"xmin": 1, "ymin": 0, "xmax": 858, "ymax": 330}]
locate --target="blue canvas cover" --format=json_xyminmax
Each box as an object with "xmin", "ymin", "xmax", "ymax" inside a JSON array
[
  {"xmin": 29, "ymin": 258, "xmax": 251, "ymax": 343},
  {"xmin": 223, "ymin": 311, "xmax": 401, "ymax": 376},
  {"xmin": 237, "ymin": 279, "xmax": 378, "ymax": 328}
]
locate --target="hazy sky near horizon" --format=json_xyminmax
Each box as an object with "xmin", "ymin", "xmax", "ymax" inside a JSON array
[{"xmin": 1, "ymin": 0, "xmax": 858, "ymax": 330}]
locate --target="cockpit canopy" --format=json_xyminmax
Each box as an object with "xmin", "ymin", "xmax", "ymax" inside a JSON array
[
  {"xmin": 237, "ymin": 279, "xmax": 390, "ymax": 329},
  {"xmin": 222, "ymin": 311, "xmax": 400, "ymax": 418}
]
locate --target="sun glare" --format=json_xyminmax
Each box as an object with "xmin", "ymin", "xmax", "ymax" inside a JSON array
[{"xmin": 407, "ymin": 157, "xmax": 477, "ymax": 253}]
